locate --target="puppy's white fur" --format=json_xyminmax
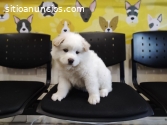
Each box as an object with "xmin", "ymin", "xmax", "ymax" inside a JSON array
[{"xmin": 51, "ymin": 32, "xmax": 112, "ymax": 105}]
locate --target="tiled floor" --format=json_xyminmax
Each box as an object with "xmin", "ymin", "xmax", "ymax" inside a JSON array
[
  {"xmin": 0, "ymin": 116, "xmax": 167, "ymax": 125},
  {"xmin": 9, "ymin": 124, "xmax": 54, "ymax": 125}
]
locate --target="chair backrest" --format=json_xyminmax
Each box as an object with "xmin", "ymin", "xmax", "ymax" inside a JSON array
[
  {"xmin": 0, "ymin": 33, "xmax": 51, "ymax": 69},
  {"xmin": 132, "ymin": 31, "xmax": 167, "ymax": 68},
  {"xmin": 80, "ymin": 32, "xmax": 126, "ymax": 67}
]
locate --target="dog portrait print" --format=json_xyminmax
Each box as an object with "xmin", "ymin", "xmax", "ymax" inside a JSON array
[
  {"xmin": 0, "ymin": 4, "xmax": 9, "ymax": 22},
  {"xmin": 99, "ymin": 16, "xmax": 118, "ymax": 32},
  {"xmin": 76, "ymin": 0, "xmax": 96, "ymax": 22},
  {"xmin": 39, "ymin": 1, "xmax": 58, "ymax": 17},
  {"xmin": 148, "ymin": 14, "xmax": 162, "ymax": 31},
  {"xmin": 125, "ymin": 0, "xmax": 141, "ymax": 24},
  {"xmin": 13, "ymin": 14, "xmax": 33, "ymax": 33},
  {"xmin": 57, "ymin": 19, "xmax": 74, "ymax": 33}
]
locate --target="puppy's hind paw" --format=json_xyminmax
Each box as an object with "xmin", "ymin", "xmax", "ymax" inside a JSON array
[
  {"xmin": 51, "ymin": 93, "xmax": 64, "ymax": 101},
  {"xmin": 100, "ymin": 89, "xmax": 109, "ymax": 97},
  {"xmin": 88, "ymin": 95, "xmax": 100, "ymax": 105}
]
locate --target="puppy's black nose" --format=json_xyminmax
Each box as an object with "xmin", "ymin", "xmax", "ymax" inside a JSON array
[
  {"xmin": 131, "ymin": 17, "xmax": 134, "ymax": 20},
  {"xmin": 68, "ymin": 58, "xmax": 74, "ymax": 65},
  {"xmin": 107, "ymin": 29, "xmax": 110, "ymax": 31},
  {"xmin": 64, "ymin": 29, "xmax": 67, "ymax": 32},
  {"xmin": 22, "ymin": 28, "xmax": 26, "ymax": 31}
]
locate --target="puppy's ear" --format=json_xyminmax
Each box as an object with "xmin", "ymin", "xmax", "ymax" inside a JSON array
[
  {"xmin": 99, "ymin": 16, "xmax": 107, "ymax": 31},
  {"xmin": 125, "ymin": 1, "xmax": 131, "ymax": 9},
  {"xmin": 82, "ymin": 39, "xmax": 90, "ymax": 51},
  {"xmin": 61, "ymin": 20, "xmax": 64, "ymax": 25},
  {"xmin": 53, "ymin": 35, "xmax": 65, "ymax": 47},
  {"xmin": 111, "ymin": 16, "xmax": 118, "ymax": 24},
  {"xmin": 52, "ymin": 2, "xmax": 58, "ymax": 7},
  {"xmin": 27, "ymin": 14, "xmax": 33, "ymax": 23},
  {"xmin": 134, "ymin": 0, "xmax": 141, "ymax": 9},
  {"xmin": 39, "ymin": 2, "xmax": 44, "ymax": 9},
  {"xmin": 148, "ymin": 14, "xmax": 153, "ymax": 23},
  {"xmin": 110, "ymin": 16, "xmax": 119, "ymax": 31},
  {"xmin": 99, "ymin": 16, "xmax": 107, "ymax": 24},
  {"xmin": 76, "ymin": 0, "xmax": 83, "ymax": 12},
  {"xmin": 157, "ymin": 14, "xmax": 162, "ymax": 23},
  {"xmin": 67, "ymin": 21, "xmax": 74, "ymax": 31},
  {"xmin": 13, "ymin": 16, "xmax": 20, "ymax": 24},
  {"xmin": 89, "ymin": 0, "xmax": 96, "ymax": 12},
  {"xmin": 76, "ymin": 0, "xmax": 82, "ymax": 7}
]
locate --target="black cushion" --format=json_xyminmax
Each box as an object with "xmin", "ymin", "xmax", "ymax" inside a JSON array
[
  {"xmin": 41, "ymin": 82, "xmax": 149, "ymax": 118},
  {"xmin": 140, "ymin": 82, "xmax": 167, "ymax": 106},
  {"xmin": 0, "ymin": 81, "xmax": 44, "ymax": 115}
]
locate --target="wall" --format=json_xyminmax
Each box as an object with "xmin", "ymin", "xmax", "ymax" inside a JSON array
[{"xmin": 0, "ymin": 0, "xmax": 167, "ymax": 42}]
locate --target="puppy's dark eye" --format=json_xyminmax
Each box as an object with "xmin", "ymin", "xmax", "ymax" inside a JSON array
[
  {"xmin": 76, "ymin": 51, "xmax": 80, "ymax": 54},
  {"xmin": 63, "ymin": 49, "xmax": 68, "ymax": 52}
]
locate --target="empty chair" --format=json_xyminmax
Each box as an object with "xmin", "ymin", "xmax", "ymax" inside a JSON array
[
  {"xmin": 0, "ymin": 33, "xmax": 51, "ymax": 118},
  {"xmin": 132, "ymin": 31, "xmax": 167, "ymax": 114},
  {"xmin": 37, "ymin": 32, "xmax": 153, "ymax": 122}
]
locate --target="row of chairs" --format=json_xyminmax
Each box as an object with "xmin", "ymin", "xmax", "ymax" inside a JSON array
[{"xmin": 0, "ymin": 31, "xmax": 166, "ymax": 123}]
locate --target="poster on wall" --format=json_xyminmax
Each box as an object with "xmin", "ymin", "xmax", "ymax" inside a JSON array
[{"xmin": 0, "ymin": 0, "xmax": 166, "ymax": 43}]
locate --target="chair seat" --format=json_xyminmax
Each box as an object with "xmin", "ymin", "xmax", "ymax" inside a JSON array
[
  {"xmin": 40, "ymin": 82, "xmax": 152, "ymax": 120},
  {"xmin": 0, "ymin": 81, "xmax": 44, "ymax": 115},
  {"xmin": 140, "ymin": 82, "xmax": 167, "ymax": 106}
]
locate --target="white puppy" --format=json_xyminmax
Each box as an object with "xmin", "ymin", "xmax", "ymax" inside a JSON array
[{"xmin": 51, "ymin": 32, "xmax": 112, "ymax": 105}]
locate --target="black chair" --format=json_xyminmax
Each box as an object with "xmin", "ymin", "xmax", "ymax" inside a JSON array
[
  {"xmin": 0, "ymin": 33, "xmax": 51, "ymax": 118},
  {"xmin": 37, "ymin": 32, "xmax": 153, "ymax": 122},
  {"xmin": 132, "ymin": 31, "xmax": 167, "ymax": 115}
]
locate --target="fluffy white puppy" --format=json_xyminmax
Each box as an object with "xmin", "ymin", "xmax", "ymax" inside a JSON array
[{"xmin": 51, "ymin": 32, "xmax": 112, "ymax": 105}]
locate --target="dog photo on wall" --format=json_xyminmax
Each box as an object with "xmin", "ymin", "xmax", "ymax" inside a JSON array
[
  {"xmin": 57, "ymin": 19, "xmax": 75, "ymax": 33},
  {"xmin": 125, "ymin": 0, "xmax": 141, "ymax": 24},
  {"xmin": 0, "ymin": 4, "xmax": 9, "ymax": 22},
  {"xmin": 39, "ymin": 1, "xmax": 58, "ymax": 17},
  {"xmin": 99, "ymin": 16, "xmax": 118, "ymax": 32},
  {"xmin": 13, "ymin": 14, "xmax": 33, "ymax": 33},
  {"xmin": 148, "ymin": 14, "xmax": 162, "ymax": 31},
  {"xmin": 76, "ymin": 0, "xmax": 96, "ymax": 22}
]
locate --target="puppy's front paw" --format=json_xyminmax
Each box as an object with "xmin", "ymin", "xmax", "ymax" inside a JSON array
[
  {"xmin": 100, "ymin": 89, "xmax": 109, "ymax": 97},
  {"xmin": 51, "ymin": 93, "xmax": 64, "ymax": 101},
  {"xmin": 88, "ymin": 95, "xmax": 100, "ymax": 105}
]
